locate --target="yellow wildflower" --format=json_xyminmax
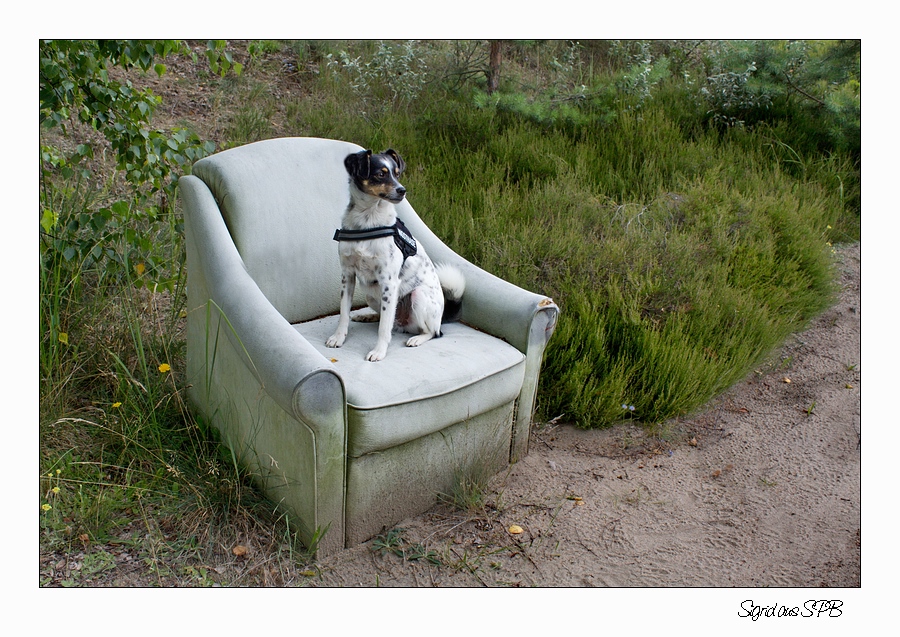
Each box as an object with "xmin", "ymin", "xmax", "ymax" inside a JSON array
[
  {"xmin": 52, "ymin": 487, "xmax": 60, "ymax": 494},
  {"xmin": 42, "ymin": 504, "xmax": 52, "ymax": 512},
  {"xmin": 112, "ymin": 402, "xmax": 122, "ymax": 408},
  {"xmin": 158, "ymin": 363, "xmax": 171, "ymax": 373}
]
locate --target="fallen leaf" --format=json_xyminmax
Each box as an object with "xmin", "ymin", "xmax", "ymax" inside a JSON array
[
  {"xmin": 783, "ymin": 377, "xmax": 791, "ymax": 384},
  {"xmin": 508, "ymin": 525, "xmax": 524, "ymax": 535},
  {"xmin": 845, "ymin": 384, "xmax": 853, "ymax": 389},
  {"xmin": 689, "ymin": 437, "xmax": 698, "ymax": 447},
  {"xmin": 232, "ymin": 545, "xmax": 248, "ymax": 556}
]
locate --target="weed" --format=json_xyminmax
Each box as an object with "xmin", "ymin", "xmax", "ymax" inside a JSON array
[
  {"xmin": 437, "ymin": 441, "xmax": 505, "ymax": 515},
  {"xmin": 371, "ymin": 527, "xmax": 406, "ymax": 555},
  {"xmin": 182, "ymin": 565, "xmax": 217, "ymax": 587},
  {"xmin": 325, "ymin": 40, "xmax": 429, "ymax": 116},
  {"xmin": 646, "ymin": 420, "xmax": 680, "ymax": 445},
  {"xmin": 371, "ymin": 528, "xmax": 440, "ymax": 565},
  {"xmin": 438, "ymin": 472, "xmax": 492, "ymax": 515},
  {"xmin": 57, "ymin": 550, "xmax": 118, "ymax": 587}
]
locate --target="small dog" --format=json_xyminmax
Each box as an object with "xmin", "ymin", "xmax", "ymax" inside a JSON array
[{"xmin": 326, "ymin": 148, "xmax": 465, "ymax": 361}]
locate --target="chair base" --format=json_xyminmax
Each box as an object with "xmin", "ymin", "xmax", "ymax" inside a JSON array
[{"xmin": 344, "ymin": 401, "xmax": 515, "ymax": 546}]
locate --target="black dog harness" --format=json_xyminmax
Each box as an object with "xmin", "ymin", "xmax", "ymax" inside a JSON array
[{"xmin": 333, "ymin": 218, "xmax": 418, "ymax": 263}]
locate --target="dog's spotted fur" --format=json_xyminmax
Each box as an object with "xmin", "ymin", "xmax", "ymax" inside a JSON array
[{"xmin": 326, "ymin": 149, "xmax": 465, "ymax": 361}]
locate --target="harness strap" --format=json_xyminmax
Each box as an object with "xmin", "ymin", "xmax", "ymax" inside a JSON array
[{"xmin": 333, "ymin": 218, "xmax": 418, "ymax": 262}]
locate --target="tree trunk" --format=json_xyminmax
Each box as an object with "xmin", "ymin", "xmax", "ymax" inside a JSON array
[{"xmin": 487, "ymin": 40, "xmax": 502, "ymax": 94}]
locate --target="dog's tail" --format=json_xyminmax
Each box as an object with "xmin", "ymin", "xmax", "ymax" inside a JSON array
[{"xmin": 436, "ymin": 263, "xmax": 465, "ymax": 323}]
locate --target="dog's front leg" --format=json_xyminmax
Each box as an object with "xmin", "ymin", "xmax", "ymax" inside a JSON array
[
  {"xmin": 366, "ymin": 278, "xmax": 398, "ymax": 362},
  {"xmin": 326, "ymin": 270, "xmax": 356, "ymax": 348}
]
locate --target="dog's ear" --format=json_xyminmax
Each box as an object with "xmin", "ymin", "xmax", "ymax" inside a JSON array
[
  {"xmin": 384, "ymin": 149, "xmax": 406, "ymax": 175},
  {"xmin": 344, "ymin": 149, "xmax": 372, "ymax": 178}
]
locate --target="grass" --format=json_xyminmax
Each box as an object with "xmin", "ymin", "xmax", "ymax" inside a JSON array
[
  {"xmin": 371, "ymin": 528, "xmax": 441, "ymax": 565},
  {"xmin": 39, "ymin": 40, "xmax": 860, "ymax": 580}
]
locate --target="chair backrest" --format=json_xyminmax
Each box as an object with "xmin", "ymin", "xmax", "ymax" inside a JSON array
[{"xmin": 190, "ymin": 137, "xmax": 363, "ymax": 324}]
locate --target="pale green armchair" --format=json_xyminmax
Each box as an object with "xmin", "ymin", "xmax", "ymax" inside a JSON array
[{"xmin": 180, "ymin": 137, "xmax": 559, "ymax": 556}]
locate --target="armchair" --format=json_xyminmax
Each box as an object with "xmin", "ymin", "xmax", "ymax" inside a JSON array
[{"xmin": 180, "ymin": 137, "xmax": 558, "ymax": 556}]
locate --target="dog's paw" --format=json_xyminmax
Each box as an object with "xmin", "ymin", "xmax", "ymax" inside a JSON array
[
  {"xmin": 365, "ymin": 346, "xmax": 388, "ymax": 362},
  {"xmin": 325, "ymin": 332, "xmax": 346, "ymax": 348},
  {"xmin": 405, "ymin": 333, "xmax": 434, "ymax": 347}
]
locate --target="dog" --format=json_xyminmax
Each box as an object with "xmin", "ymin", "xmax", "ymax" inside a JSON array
[{"xmin": 326, "ymin": 148, "xmax": 465, "ymax": 362}]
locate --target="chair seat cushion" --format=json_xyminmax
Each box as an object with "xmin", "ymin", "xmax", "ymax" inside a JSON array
[{"xmin": 293, "ymin": 316, "xmax": 526, "ymax": 457}]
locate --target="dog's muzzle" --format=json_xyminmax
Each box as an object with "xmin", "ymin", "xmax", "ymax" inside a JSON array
[{"xmin": 385, "ymin": 186, "xmax": 406, "ymax": 202}]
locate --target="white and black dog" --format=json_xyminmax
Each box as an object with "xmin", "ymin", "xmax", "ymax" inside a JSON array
[{"xmin": 326, "ymin": 148, "xmax": 465, "ymax": 361}]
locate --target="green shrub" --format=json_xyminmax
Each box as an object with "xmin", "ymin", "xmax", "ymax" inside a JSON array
[{"xmin": 364, "ymin": 95, "xmax": 845, "ymax": 427}]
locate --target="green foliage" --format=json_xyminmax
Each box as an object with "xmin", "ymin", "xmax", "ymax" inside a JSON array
[
  {"xmin": 468, "ymin": 40, "xmax": 671, "ymax": 129},
  {"xmin": 325, "ymin": 40, "xmax": 429, "ymax": 115},
  {"xmin": 454, "ymin": 40, "xmax": 859, "ymax": 161},
  {"xmin": 359, "ymin": 100, "xmax": 849, "ymax": 427},
  {"xmin": 40, "ymin": 40, "xmax": 221, "ymax": 192},
  {"xmin": 39, "ymin": 40, "xmax": 235, "ymax": 294},
  {"xmin": 611, "ymin": 40, "xmax": 672, "ymax": 111},
  {"xmin": 371, "ymin": 528, "xmax": 441, "ymax": 564},
  {"xmin": 690, "ymin": 40, "xmax": 860, "ymax": 155}
]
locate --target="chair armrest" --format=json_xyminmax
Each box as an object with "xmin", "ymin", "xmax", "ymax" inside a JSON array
[
  {"xmin": 400, "ymin": 204, "xmax": 559, "ymax": 354},
  {"xmin": 180, "ymin": 174, "xmax": 345, "ymax": 424},
  {"xmin": 402, "ymin": 208, "xmax": 559, "ymax": 460}
]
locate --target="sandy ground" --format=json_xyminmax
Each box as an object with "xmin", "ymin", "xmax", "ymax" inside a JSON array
[{"xmin": 308, "ymin": 243, "xmax": 861, "ymax": 587}]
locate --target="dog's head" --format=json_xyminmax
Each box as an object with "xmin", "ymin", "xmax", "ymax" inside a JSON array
[{"xmin": 344, "ymin": 149, "xmax": 407, "ymax": 203}]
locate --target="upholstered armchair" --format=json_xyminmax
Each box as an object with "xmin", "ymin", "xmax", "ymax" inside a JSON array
[{"xmin": 179, "ymin": 137, "xmax": 559, "ymax": 556}]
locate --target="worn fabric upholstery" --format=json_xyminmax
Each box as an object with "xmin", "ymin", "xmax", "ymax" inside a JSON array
[{"xmin": 181, "ymin": 137, "xmax": 558, "ymax": 555}]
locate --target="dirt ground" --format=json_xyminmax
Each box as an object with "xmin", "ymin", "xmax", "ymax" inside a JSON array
[{"xmin": 307, "ymin": 242, "xmax": 861, "ymax": 587}]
